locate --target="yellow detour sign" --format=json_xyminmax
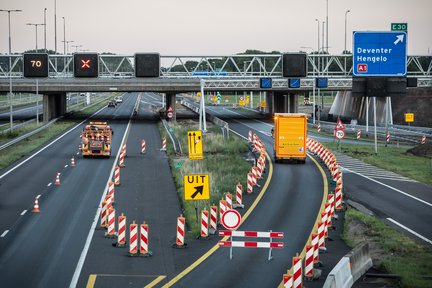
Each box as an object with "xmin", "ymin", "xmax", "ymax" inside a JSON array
[
  {"xmin": 184, "ymin": 174, "xmax": 210, "ymax": 200},
  {"xmin": 239, "ymin": 100, "xmax": 245, "ymax": 106},
  {"xmin": 246, "ymin": 95, "xmax": 250, "ymax": 104},
  {"xmin": 261, "ymin": 101, "xmax": 267, "ymax": 108},
  {"xmin": 405, "ymin": 113, "xmax": 414, "ymax": 122},
  {"xmin": 187, "ymin": 130, "xmax": 203, "ymax": 160}
]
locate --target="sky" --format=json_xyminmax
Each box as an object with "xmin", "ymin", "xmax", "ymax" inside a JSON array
[{"xmin": 1, "ymin": 0, "xmax": 431, "ymax": 55}]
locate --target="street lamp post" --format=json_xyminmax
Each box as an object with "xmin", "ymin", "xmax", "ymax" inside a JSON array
[
  {"xmin": 315, "ymin": 19, "xmax": 320, "ymax": 53},
  {"xmin": 0, "ymin": 9, "xmax": 22, "ymax": 132},
  {"xmin": 44, "ymin": 8, "xmax": 47, "ymax": 52},
  {"xmin": 62, "ymin": 16, "xmax": 66, "ymax": 54},
  {"xmin": 63, "ymin": 40, "xmax": 74, "ymax": 54},
  {"xmin": 344, "ymin": 10, "xmax": 351, "ymax": 75},
  {"xmin": 71, "ymin": 44, "xmax": 82, "ymax": 52},
  {"xmin": 54, "ymin": 0, "xmax": 57, "ymax": 53},
  {"xmin": 27, "ymin": 23, "xmax": 45, "ymax": 51},
  {"xmin": 326, "ymin": 0, "xmax": 329, "ymax": 53}
]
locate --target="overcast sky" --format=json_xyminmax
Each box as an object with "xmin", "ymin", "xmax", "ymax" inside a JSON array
[{"xmin": 1, "ymin": 0, "xmax": 431, "ymax": 55}]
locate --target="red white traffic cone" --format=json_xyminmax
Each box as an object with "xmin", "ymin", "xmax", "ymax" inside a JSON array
[
  {"xmin": 200, "ymin": 209, "xmax": 209, "ymax": 238},
  {"xmin": 141, "ymin": 139, "xmax": 146, "ymax": 154},
  {"xmin": 292, "ymin": 254, "xmax": 303, "ymax": 288},
  {"xmin": 55, "ymin": 173, "xmax": 61, "ymax": 185},
  {"xmin": 117, "ymin": 213, "xmax": 126, "ymax": 247},
  {"xmin": 140, "ymin": 222, "xmax": 151, "ymax": 256},
  {"xmin": 33, "ymin": 197, "xmax": 40, "ymax": 213},
  {"xmin": 161, "ymin": 138, "xmax": 167, "ymax": 151},
  {"xmin": 174, "ymin": 215, "xmax": 186, "ymax": 248},
  {"xmin": 71, "ymin": 157, "xmax": 75, "ymax": 167},
  {"xmin": 129, "ymin": 221, "xmax": 138, "ymax": 256}
]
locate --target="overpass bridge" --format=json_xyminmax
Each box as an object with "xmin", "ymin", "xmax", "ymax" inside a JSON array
[{"xmin": 0, "ymin": 54, "xmax": 431, "ymax": 120}]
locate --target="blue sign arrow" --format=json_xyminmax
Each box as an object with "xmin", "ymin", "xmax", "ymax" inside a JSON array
[{"xmin": 353, "ymin": 31, "xmax": 407, "ymax": 76}]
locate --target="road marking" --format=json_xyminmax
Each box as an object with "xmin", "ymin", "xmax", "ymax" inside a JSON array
[
  {"xmin": 161, "ymin": 146, "xmax": 274, "ymax": 288},
  {"xmin": 47, "ymin": 183, "xmax": 52, "ymax": 187},
  {"xmin": 387, "ymin": 218, "xmax": 432, "ymax": 245},
  {"xmin": 85, "ymin": 274, "xmax": 97, "ymax": 288},
  {"xmin": 36, "ymin": 194, "xmax": 41, "ymax": 199},
  {"xmin": 0, "ymin": 105, "xmax": 107, "ymax": 181},
  {"xmin": 76, "ymin": 152, "xmax": 79, "ymax": 155},
  {"xmin": 145, "ymin": 275, "xmax": 167, "ymax": 288},
  {"xmin": 21, "ymin": 210, "xmax": 27, "ymax": 216},
  {"xmin": 69, "ymin": 105, "xmax": 135, "ymax": 288},
  {"xmin": 342, "ymin": 167, "xmax": 432, "ymax": 208},
  {"xmin": 65, "ymin": 165, "xmax": 68, "ymax": 168},
  {"xmin": 1, "ymin": 230, "xmax": 9, "ymax": 237}
]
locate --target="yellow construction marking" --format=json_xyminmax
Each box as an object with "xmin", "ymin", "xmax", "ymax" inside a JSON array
[
  {"xmin": 161, "ymin": 152, "xmax": 274, "ymax": 288},
  {"xmin": 86, "ymin": 274, "xmax": 97, "ymax": 288},
  {"xmin": 277, "ymin": 153, "xmax": 329, "ymax": 288},
  {"xmin": 144, "ymin": 275, "xmax": 167, "ymax": 288}
]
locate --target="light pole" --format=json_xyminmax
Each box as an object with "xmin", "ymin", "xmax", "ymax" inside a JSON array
[
  {"xmin": 315, "ymin": 19, "xmax": 320, "ymax": 53},
  {"xmin": 27, "ymin": 23, "xmax": 45, "ymax": 52},
  {"xmin": 71, "ymin": 44, "xmax": 82, "ymax": 52},
  {"xmin": 344, "ymin": 10, "xmax": 350, "ymax": 53},
  {"xmin": 62, "ymin": 40, "xmax": 74, "ymax": 54},
  {"xmin": 0, "ymin": 9, "xmax": 22, "ymax": 132},
  {"xmin": 62, "ymin": 16, "xmax": 66, "ymax": 54},
  {"xmin": 44, "ymin": 8, "xmax": 47, "ymax": 52},
  {"xmin": 326, "ymin": 0, "xmax": 329, "ymax": 53}
]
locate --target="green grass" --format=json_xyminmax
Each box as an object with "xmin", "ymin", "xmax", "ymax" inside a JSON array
[
  {"xmin": 323, "ymin": 142, "xmax": 432, "ymax": 185},
  {"xmin": 343, "ymin": 208, "xmax": 432, "ymax": 288},
  {"xmin": 159, "ymin": 120, "xmax": 251, "ymax": 236}
]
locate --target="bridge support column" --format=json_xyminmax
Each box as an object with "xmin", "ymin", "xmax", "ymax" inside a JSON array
[
  {"xmin": 266, "ymin": 92, "xmax": 274, "ymax": 115},
  {"xmin": 165, "ymin": 93, "xmax": 176, "ymax": 121},
  {"xmin": 289, "ymin": 93, "xmax": 298, "ymax": 113},
  {"xmin": 43, "ymin": 93, "xmax": 66, "ymax": 122},
  {"xmin": 273, "ymin": 92, "xmax": 288, "ymax": 113}
]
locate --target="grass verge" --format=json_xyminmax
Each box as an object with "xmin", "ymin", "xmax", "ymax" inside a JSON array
[
  {"xmin": 159, "ymin": 119, "xmax": 251, "ymax": 236},
  {"xmin": 343, "ymin": 207, "xmax": 432, "ymax": 288},
  {"xmin": 0, "ymin": 95, "xmax": 115, "ymax": 171},
  {"xmin": 323, "ymin": 142, "xmax": 432, "ymax": 185}
]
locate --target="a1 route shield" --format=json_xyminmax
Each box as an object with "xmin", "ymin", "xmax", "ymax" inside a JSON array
[{"xmin": 353, "ymin": 31, "xmax": 407, "ymax": 76}]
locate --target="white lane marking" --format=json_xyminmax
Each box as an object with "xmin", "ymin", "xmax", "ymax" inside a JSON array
[
  {"xmin": 47, "ymin": 183, "xmax": 52, "ymax": 187},
  {"xmin": 69, "ymin": 106, "xmax": 135, "ymax": 288},
  {"xmin": 0, "ymin": 106, "xmax": 107, "ymax": 181},
  {"xmin": 76, "ymin": 152, "xmax": 79, "ymax": 155},
  {"xmin": 1, "ymin": 230, "xmax": 9, "ymax": 237},
  {"xmin": 21, "ymin": 210, "xmax": 27, "ymax": 215},
  {"xmin": 342, "ymin": 167, "xmax": 432, "ymax": 208},
  {"xmin": 64, "ymin": 165, "xmax": 68, "ymax": 168},
  {"xmin": 36, "ymin": 194, "xmax": 41, "ymax": 199},
  {"xmin": 387, "ymin": 218, "xmax": 432, "ymax": 245},
  {"xmin": 260, "ymin": 131, "xmax": 272, "ymax": 137}
]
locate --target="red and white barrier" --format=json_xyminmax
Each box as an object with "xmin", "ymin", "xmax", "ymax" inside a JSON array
[
  {"xmin": 161, "ymin": 138, "xmax": 167, "ymax": 151},
  {"xmin": 33, "ymin": 197, "xmax": 40, "ymax": 213},
  {"xmin": 357, "ymin": 129, "xmax": 361, "ymax": 140},
  {"xmin": 122, "ymin": 143, "xmax": 127, "ymax": 157},
  {"xmin": 233, "ymin": 183, "xmax": 244, "ymax": 208},
  {"xmin": 176, "ymin": 215, "xmax": 186, "ymax": 247},
  {"xmin": 292, "ymin": 255, "xmax": 303, "ymax": 288},
  {"xmin": 248, "ymin": 130, "xmax": 252, "ymax": 142},
  {"xmin": 219, "ymin": 230, "xmax": 283, "ymax": 238},
  {"xmin": 219, "ymin": 200, "xmax": 227, "ymax": 223},
  {"xmin": 119, "ymin": 150, "xmax": 125, "ymax": 168},
  {"xmin": 325, "ymin": 203, "xmax": 332, "ymax": 229},
  {"xmin": 108, "ymin": 181, "xmax": 115, "ymax": 203},
  {"xmin": 200, "ymin": 209, "xmax": 209, "ymax": 238},
  {"xmin": 283, "ymin": 273, "xmax": 293, "ymax": 288},
  {"xmin": 71, "ymin": 157, "xmax": 75, "ymax": 167},
  {"xmin": 105, "ymin": 195, "xmax": 113, "ymax": 211},
  {"xmin": 225, "ymin": 193, "xmax": 232, "ymax": 210},
  {"xmin": 55, "ymin": 172, "xmax": 61, "ymax": 185},
  {"xmin": 105, "ymin": 207, "xmax": 116, "ymax": 238},
  {"xmin": 218, "ymin": 241, "xmax": 283, "ymax": 248},
  {"xmin": 317, "ymin": 122, "xmax": 321, "ymax": 132},
  {"xmin": 129, "ymin": 221, "xmax": 138, "ymax": 255},
  {"xmin": 117, "ymin": 213, "xmax": 126, "ymax": 247},
  {"xmin": 100, "ymin": 200, "xmax": 107, "ymax": 228},
  {"xmin": 140, "ymin": 222, "xmax": 149, "ymax": 255},
  {"xmin": 386, "ymin": 132, "xmax": 390, "ymax": 143},
  {"xmin": 322, "ymin": 212, "xmax": 329, "ymax": 238},
  {"xmin": 210, "ymin": 205, "xmax": 217, "ymax": 232},
  {"xmin": 422, "ymin": 135, "xmax": 426, "ymax": 144},
  {"xmin": 311, "ymin": 233, "xmax": 319, "ymax": 264},
  {"xmin": 141, "ymin": 139, "xmax": 146, "ymax": 154},
  {"xmin": 247, "ymin": 173, "xmax": 253, "ymax": 194},
  {"xmin": 318, "ymin": 221, "xmax": 325, "ymax": 248},
  {"xmin": 335, "ymin": 178, "xmax": 343, "ymax": 210},
  {"xmin": 305, "ymin": 244, "xmax": 314, "ymax": 279},
  {"xmin": 328, "ymin": 193, "xmax": 335, "ymax": 217},
  {"xmin": 114, "ymin": 165, "xmax": 120, "ymax": 185}
]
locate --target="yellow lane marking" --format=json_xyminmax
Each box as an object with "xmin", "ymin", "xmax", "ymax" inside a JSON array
[
  {"xmin": 144, "ymin": 275, "xmax": 167, "ymax": 288},
  {"xmin": 86, "ymin": 274, "xmax": 97, "ymax": 288},
  {"xmin": 278, "ymin": 153, "xmax": 329, "ymax": 287},
  {"xmin": 161, "ymin": 152, "xmax": 274, "ymax": 288}
]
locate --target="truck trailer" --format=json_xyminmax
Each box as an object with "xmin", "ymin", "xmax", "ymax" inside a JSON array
[
  {"xmin": 81, "ymin": 121, "xmax": 113, "ymax": 158},
  {"xmin": 273, "ymin": 113, "xmax": 307, "ymax": 163}
]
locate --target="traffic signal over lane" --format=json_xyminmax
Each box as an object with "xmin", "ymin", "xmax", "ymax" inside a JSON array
[
  {"xmin": 23, "ymin": 53, "xmax": 49, "ymax": 78},
  {"xmin": 135, "ymin": 53, "xmax": 160, "ymax": 77},
  {"xmin": 74, "ymin": 53, "xmax": 99, "ymax": 77}
]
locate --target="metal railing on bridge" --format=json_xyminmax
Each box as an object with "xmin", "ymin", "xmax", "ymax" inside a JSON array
[{"xmin": 1, "ymin": 54, "xmax": 431, "ymax": 89}]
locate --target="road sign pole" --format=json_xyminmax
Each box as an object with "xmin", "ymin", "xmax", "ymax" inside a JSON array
[
  {"xmin": 36, "ymin": 79, "xmax": 39, "ymax": 126},
  {"xmin": 230, "ymin": 235, "xmax": 233, "ymax": 260},
  {"xmin": 373, "ymin": 97, "xmax": 378, "ymax": 155},
  {"xmin": 385, "ymin": 97, "xmax": 389, "ymax": 147},
  {"xmin": 312, "ymin": 79, "xmax": 316, "ymax": 124},
  {"xmin": 366, "ymin": 97, "xmax": 369, "ymax": 132}
]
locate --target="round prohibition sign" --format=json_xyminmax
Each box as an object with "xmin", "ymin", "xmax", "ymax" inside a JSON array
[
  {"xmin": 167, "ymin": 111, "xmax": 173, "ymax": 119},
  {"xmin": 335, "ymin": 129, "xmax": 345, "ymax": 140},
  {"xmin": 221, "ymin": 209, "xmax": 242, "ymax": 230}
]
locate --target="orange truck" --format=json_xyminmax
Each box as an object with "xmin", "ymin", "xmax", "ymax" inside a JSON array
[
  {"xmin": 81, "ymin": 121, "xmax": 113, "ymax": 158},
  {"xmin": 273, "ymin": 113, "xmax": 307, "ymax": 163}
]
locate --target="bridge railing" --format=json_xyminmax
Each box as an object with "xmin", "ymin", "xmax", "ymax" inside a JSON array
[{"xmin": 0, "ymin": 54, "xmax": 431, "ymax": 79}]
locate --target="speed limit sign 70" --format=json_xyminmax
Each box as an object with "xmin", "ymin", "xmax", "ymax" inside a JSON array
[{"xmin": 335, "ymin": 130, "xmax": 345, "ymax": 140}]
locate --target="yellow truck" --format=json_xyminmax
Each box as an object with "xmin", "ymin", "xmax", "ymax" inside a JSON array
[
  {"xmin": 81, "ymin": 121, "xmax": 113, "ymax": 158},
  {"xmin": 273, "ymin": 113, "xmax": 307, "ymax": 164}
]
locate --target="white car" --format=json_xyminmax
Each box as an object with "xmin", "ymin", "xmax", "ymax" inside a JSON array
[{"xmin": 114, "ymin": 96, "xmax": 123, "ymax": 104}]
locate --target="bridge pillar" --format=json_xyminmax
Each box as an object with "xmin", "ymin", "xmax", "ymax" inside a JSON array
[
  {"xmin": 266, "ymin": 92, "xmax": 274, "ymax": 115},
  {"xmin": 165, "ymin": 93, "xmax": 176, "ymax": 121},
  {"xmin": 289, "ymin": 93, "xmax": 298, "ymax": 113},
  {"xmin": 273, "ymin": 92, "xmax": 289, "ymax": 113},
  {"xmin": 43, "ymin": 93, "xmax": 67, "ymax": 122}
]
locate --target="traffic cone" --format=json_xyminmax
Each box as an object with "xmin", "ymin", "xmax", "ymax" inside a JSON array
[
  {"xmin": 71, "ymin": 157, "xmax": 75, "ymax": 167},
  {"xmin": 55, "ymin": 173, "xmax": 61, "ymax": 185},
  {"xmin": 33, "ymin": 197, "xmax": 40, "ymax": 213}
]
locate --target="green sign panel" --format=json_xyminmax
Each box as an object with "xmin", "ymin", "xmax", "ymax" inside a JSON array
[{"xmin": 391, "ymin": 23, "xmax": 408, "ymax": 33}]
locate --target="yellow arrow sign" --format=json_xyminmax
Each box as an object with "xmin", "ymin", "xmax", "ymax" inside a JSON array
[
  {"xmin": 187, "ymin": 130, "xmax": 203, "ymax": 160},
  {"xmin": 184, "ymin": 174, "xmax": 210, "ymax": 200}
]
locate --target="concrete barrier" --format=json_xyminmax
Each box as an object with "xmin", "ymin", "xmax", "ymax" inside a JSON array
[
  {"xmin": 323, "ymin": 256, "xmax": 354, "ymax": 288},
  {"xmin": 346, "ymin": 242, "xmax": 373, "ymax": 282}
]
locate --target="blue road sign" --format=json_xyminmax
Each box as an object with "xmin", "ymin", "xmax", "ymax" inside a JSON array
[
  {"xmin": 353, "ymin": 31, "xmax": 407, "ymax": 76},
  {"xmin": 288, "ymin": 78, "xmax": 300, "ymax": 88},
  {"xmin": 260, "ymin": 78, "xmax": 272, "ymax": 89}
]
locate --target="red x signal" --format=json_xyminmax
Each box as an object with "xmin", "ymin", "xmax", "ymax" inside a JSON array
[{"xmin": 81, "ymin": 59, "xmax": 91, "ymax": 69}]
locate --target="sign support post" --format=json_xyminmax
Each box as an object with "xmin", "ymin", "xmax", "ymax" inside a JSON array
[{"xmin": 373, "ymin": 97, "xmax": 378, "ymax": 154}]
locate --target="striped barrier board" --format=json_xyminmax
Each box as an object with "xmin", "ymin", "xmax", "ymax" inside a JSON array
[
  {"xmin": 218, "ymin": 241, "xmax": 284, "ymax": 249},
  {"xmin": 219, "ymin": 230, "xmax": 284, "ymax": 238}
]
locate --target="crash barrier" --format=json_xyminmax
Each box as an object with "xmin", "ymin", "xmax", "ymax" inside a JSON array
[
  {"xmin": 323, "ymin": 256, "xmax": 354, "ymax": 288},
  {"xmin": 160, "ymin": 119, "xmax": 182, "ymax": 155},
  {"xmin": 345, "ymin": 242, "xmax": 373, "ymax": 282},
  {"xmin": 218, "ymin": 230, "xmax": 284, "ymax": 260},
  {"xmin": 200, "ymin": 209, "xmax": 209, "ymax": 238}
]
